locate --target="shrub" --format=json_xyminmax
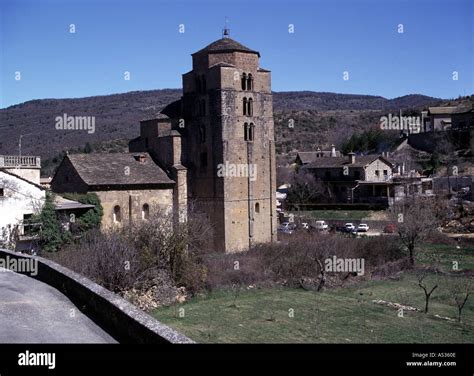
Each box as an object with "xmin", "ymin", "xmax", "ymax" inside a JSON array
[
  {"xmin": 49, "ymin": 205, "xmax": 212, "ymax": 295},
  {"xmin": 61, "ymin": 192, "xmax": 103, "ymax": 232}
]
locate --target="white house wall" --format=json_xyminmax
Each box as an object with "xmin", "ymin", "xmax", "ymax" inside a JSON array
[{"xmin": 0, "ymin": 171, "xmax": 45, "ymax": 241}]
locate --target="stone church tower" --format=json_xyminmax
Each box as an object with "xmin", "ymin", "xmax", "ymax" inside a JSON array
[
  {"xmin": 128, "ymin": 33, "xmax": 277, "ymax": 253},
  {"xmin": 180, "ymin": 33, "xmax": 277, "ymax": 252}
]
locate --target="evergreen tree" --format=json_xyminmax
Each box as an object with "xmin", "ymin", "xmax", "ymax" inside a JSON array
[{"xmin": 38, "ymin": 192, "xmax": 63, "ymax": 252}]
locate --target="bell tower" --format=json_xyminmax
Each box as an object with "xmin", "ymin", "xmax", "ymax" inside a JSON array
[{"xmin": 181, "ymin": 33, "xmax": 277, "ymax": 252}]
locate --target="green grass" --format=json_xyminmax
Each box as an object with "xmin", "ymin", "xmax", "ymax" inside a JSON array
[
  {"xmin": 293, "ymin": 210, "xmax": 374, "ymax": 221},
  {"xmin": 417, "ymin": 243, "xmax": 474, "ymax": 272},
  {"xmin": 152, "ymin": 272, "xmax": 474, "ymax": 343}
]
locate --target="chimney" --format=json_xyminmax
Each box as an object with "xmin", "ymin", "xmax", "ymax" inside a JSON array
[
  {"xmin": 348, "ymin": 152, "xmax": 355, "ymax": 164},
  {"xmin": 331, "ymin": 144, "xmax": 336, "ymax": 157}
]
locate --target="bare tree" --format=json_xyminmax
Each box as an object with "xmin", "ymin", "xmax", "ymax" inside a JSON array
[
  {"xmin": 276, "ymin": 165, "xmax": 294, "ymax": 187},
  {"xmin": 287, "ymin": 171, "xmax": 330, "ymax": 206},
  {"xmin": 416, "ymin": 269, "xmax": 438, "ymax": 314},
  {"xmin": 391, "ymin": 197, "xmax": 439, "ymax": 267},
  {"xmin": 447, "ymin": 278, "xmax": 471, "ymax": 323}
]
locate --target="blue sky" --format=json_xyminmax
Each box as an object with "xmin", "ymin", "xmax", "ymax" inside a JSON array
[{"xmin": 0, "ymin": 0, "xmax": 472, "ymax": 108}]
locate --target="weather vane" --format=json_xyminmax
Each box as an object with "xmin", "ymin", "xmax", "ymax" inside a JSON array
[{"xmin": 222, "ymin": 16, "xmax": 230, "ymax": 38}]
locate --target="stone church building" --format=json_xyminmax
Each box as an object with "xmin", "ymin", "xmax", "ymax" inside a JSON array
[{"xmin": 52, "ymin": 34, "xmax": 277, "ymax": 253}]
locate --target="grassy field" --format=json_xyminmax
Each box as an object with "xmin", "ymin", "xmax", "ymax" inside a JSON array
[
  {"xmin": 152, "ymin": 271, "xmax": 473, "ymax": 343},
  {"xmin": 152, "ymin": 238, "xmax": 474, "ymax": 343},
  {"xmin": 418, "ymin": 243, "xmax": 474, "ymax": 271},
  {"xmin": 152, "ymin": 242, "xmax": 473, "ymax": 343}
]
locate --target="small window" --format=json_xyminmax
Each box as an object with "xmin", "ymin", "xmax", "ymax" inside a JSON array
[
  {"xmin": 244, "ymin": 123, "xmax": 254, "ymax": 142},
  {"xmin": 255, "ymin": 202, "xmax": 260, "ymax": 213},
  {"xmin": 113, "ymin": 205, "xmax": 121, "ymax": 223},
  {"xmin": 383, "ymin": 170, "xmax": 388, "ymax": 177},
  {"xmin": 241, "ymin": 73, "xmax": 247, "ymax": 91},
  {"xmin": 248, "ymin": 98, "xmax": 253, "ymax": 116},
  {"xmin": 249, "ymin": 123, "xmax": 255, "ymax": 141},
  {"xmin": 142, "ymin": 204, "xmax": 149, "ymax": 220},
  {"xmin": 0, "ymin": 188, "xmax": 4, "ymax": 197},
  {"xmin": 375, "ymin": 170, "xmax": 380, "ymax": 177},
  {"xmin": 247, "ymin": 73, "xmax": 253, "ymax": 91},
  {"xmin": 243, "ymin": 97, "xmax": 248, "ymax": 116}
]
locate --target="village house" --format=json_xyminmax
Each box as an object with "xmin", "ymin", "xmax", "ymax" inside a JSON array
[
  {"xmin": 0, "ymin": 157, "xmax": 45, "ymax": 249},
  {"xmin": 421, "ymin": 102, "xmax": 474, "ymax": 132},
  {"xmin": 298, "ymin": 149, "xmax": 433, "ymax": 206},
  {"xmin": 0, "ymin": 155, "xmax": 92, "ymax": 251}
]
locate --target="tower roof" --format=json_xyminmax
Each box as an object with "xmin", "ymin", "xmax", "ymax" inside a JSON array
[{"xmin": 193, "ymin": 37, "xmax": 260, "ymax": 57}]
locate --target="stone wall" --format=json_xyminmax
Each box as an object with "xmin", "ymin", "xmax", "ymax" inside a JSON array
[
  {"xmin": 96, "ymin": 188, "xmax": 174, "ymax": 228},
  {"xmin": 181, "ymin": 48, "xmax": 276, "ymax": 252},
  {"xmin": 0, "ymin": 248, "xmax": 194, "ymax": 344},
  {"xmin": 364, "ymin": 159, "xmax": 393, "ymax": 181}
]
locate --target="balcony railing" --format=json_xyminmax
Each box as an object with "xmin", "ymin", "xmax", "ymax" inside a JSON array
[{"xmin": 0, "ymin": 155, "xmax": 41, "ymax": 168}]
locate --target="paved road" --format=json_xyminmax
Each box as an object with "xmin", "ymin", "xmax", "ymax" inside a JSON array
[{"xmin": 0, "ymin": 268, "xmax": 117, "ymax": 343}]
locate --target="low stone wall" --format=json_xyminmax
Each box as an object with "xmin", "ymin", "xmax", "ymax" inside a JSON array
[{"xmin": 0, "ymin": 248, "xmax": 194, "ymax": 344}]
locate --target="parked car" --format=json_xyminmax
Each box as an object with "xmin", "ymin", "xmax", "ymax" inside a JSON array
[
  {"xmin": 313, "ymin": 220, "xmax": 329, "ymax": 231},
  {"xmin": 280, "ymin": 222, "xmax": 296, "ymax": 230},
  {"xmin": 278, "ymin": 222, "xmax": 295, "ymax": 235},
  {"xmin": 344, "ymin": 223, "xmax": 356, "ymax": 232},
  {"xmin": 278, "ymin": 226, "xmax": 294, "ymax": 235},
  {"xmin": 357, "ymin": 223, "xmax": 369, "ymax": 232}
]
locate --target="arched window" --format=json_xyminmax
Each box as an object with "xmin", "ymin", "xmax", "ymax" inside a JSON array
[
  {"xmin": 244, "ymin": 122, "xmax": 249, "ymax": 141},
  {"xmin": 113, "ymin": 205, "xmax": 121, "ymax": 223},
  {"xmin": 247, "ymin": 98, "xmax": 253, "ymax": 116},
  {"xmin": 255, "ymin": 202, "xmax": 260, "ymax": 213},
  {"xmin": 142, "ymin": 204, "xmax": 149, "ymax": 220},
  {"xmin": 243, "ymin": 97, "xmax": 248, "ymax": 116},
  {"xmin": 249, "ymin": 122, "xmax": 255, "ymax": 141},
  {"xmin": 247, "ymin": 74, "xmax": 253, "ymax": 91},
  {"xmin": 241, "ymin": 73, "xmax": 247, "ymax": 91}
]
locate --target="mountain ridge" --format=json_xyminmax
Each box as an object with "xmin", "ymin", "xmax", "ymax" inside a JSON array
[{"xmin": 0, "ymin": 89, "xmax": 445, "ymax": 163}]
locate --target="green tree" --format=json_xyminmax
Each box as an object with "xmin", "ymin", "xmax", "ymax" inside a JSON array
[
  {"xmin": 63, "ymin": 193, "xmax": 103, "ymax": 232},
  {"xmin": 37, "ymin": 192, "xmax": 63, "ymax": 252}
]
